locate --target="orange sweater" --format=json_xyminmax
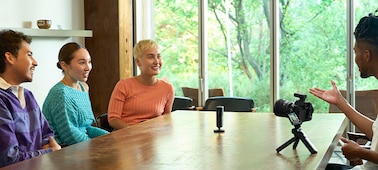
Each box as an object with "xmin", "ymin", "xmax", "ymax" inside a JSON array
[{"xmin": 108, "ymin": 77, "xmax": 174, "ymax": 125}]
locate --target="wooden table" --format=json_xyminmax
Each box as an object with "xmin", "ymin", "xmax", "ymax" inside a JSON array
[{"xmin": 1, "ymin": 111, "xmax": 347, "ymax": 170}]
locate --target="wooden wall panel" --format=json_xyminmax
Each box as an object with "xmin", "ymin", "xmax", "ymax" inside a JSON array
[
  {"xmin": 119, "ymin": 0, "xmax": 133, "ymax": 79},
  {"xmin": 84, "ymin": 0, "xmax": 133, "ymax": 117}
]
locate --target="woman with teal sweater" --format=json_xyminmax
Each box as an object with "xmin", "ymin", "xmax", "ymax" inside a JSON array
[{"xmin": 42, "ymin": 42, "xmax": 109, "ymax": 146}]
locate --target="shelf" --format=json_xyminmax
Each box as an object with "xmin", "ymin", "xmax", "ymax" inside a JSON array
[{"xmin": 0, "ymin": 28, "xmax": 92, "ymax": 38}]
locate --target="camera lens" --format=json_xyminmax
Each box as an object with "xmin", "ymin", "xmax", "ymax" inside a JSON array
[{"xmin": 273, "ymin": 99, "xmax": 293, "ymax": 117}]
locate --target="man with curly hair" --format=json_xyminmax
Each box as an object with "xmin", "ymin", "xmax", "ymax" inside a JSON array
[{"xmin": 310, "ymin": 9, "xmax": 378, "ymax": 170}]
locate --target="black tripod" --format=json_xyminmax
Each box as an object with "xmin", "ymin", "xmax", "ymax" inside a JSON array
[{"xmin": 276, "ymin": 124, "xmax": 318, "ymax": 154}]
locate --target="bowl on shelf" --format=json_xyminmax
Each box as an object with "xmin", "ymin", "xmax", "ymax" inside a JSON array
[{"xmin": 37, "ymin": 19, "xmax": 52, "ymax": 29}]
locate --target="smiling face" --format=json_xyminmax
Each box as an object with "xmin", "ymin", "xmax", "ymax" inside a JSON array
[
  {"xmin": 8, "ymin": 40, "xmax": 38, "ymax": 84},
  {"xmin": 61, "ymin": 48, "xmax": 92, "ymax": 82},
  {"xmin": 135, "ymin": 47, "xmax": 162, "ymax": 76}
]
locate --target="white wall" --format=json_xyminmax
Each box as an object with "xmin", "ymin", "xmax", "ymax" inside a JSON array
[{"xmin": 0, "ymin": 0, "xmax": 85, "ymax": 106}]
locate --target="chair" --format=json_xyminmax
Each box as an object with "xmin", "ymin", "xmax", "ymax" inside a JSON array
[
  {"xmin": 203, "ymin": 96, "xmax": 254, "ymax": 112},
  {"xmin": 172, "ymin": 96, "xmax": 194, "ymax": 111},
  {"xmin": 181, "ymin": 87, "xmax": 225, "ymax": 107},
  {"xmin": 95, "ymin": 113, "xmax": 113, "ymax": 132}
]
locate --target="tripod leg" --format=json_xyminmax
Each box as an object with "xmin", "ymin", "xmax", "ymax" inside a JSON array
[
  {"xmin": 298, "ymin": 130, "xmax": 318, "ymax": 154},
  {"xmin": 276, "ymin": 137, "xmax": 296, "ymax": 153},
  {"xmin": 293, "ymin": 138, "xmax": 300, "ymax": 149}
]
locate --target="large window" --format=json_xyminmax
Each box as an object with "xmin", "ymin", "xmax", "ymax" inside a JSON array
[
  {"xmin": 206, "ymin": 1, "xmax": 271, "ymax": 111},
  {"xmin": 154, "ymin": 0, "xmax": 199, "ymax": 100},
  {"xmin": 149, "ymin": 0, "xmax": 378, "ymax": 113},
  {"xmin": 154, "ymin": 0, "xmax": 271, "ymax": 109},
  {"xmin": 278, "ymin": 1, "xmax": 348, "ymax": 113}
]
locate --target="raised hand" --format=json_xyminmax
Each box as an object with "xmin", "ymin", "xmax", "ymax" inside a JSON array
[{"xmin": 309, "ymin": 80, "xmax": 345, "ymax": 105}]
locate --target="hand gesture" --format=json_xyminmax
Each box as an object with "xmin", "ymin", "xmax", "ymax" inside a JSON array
[
  {"xmin": 340, "ymin": 137, "xmax": 363, "ymax": 163},
  {"xmin": 309, "ymin": 80, "xmax": 345, "ymax": 105}
]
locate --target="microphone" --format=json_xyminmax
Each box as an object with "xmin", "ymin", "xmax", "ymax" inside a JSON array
[{"xmin": 214, "ymin": 105, "xmax": 225, "ymax": 133}]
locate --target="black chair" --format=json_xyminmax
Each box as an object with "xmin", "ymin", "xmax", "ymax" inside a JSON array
[
  {"xmin": 95, "ymin": 113, "xmax": 113, "ymax": 132},
  {"xmin": 172, "ymin": 96, "xmax": 194, "ymax": 111},
  {"xmin": 203, "ymin": 96, "xmax": 254, "ymax": 112}
]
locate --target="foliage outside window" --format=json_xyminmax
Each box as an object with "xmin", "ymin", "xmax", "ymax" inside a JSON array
[{"xmin": 155, "ymin": 0, "xmax": 378, "ymax": 113}]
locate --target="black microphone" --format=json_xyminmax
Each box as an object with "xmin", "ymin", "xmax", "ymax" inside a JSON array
[{"xmin": 214, "ymin": 105, "xmax": 225, "ymax": 133}]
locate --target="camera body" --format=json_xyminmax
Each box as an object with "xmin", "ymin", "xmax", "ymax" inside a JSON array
[{"xmin": 274, "ymin": 93, "xmax": 314, "ymax": 125}]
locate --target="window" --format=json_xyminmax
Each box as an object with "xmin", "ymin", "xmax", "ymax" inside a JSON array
[
  {"xmin": 154, "ymin": 1, "xmax": 200, "ymax": 105},
  {"xmin": 278, "ymin": 1, "xmax": 347, "ymax": 113},
  {"xmin": 144, "ymin": 0, "xmax": 378, "ymax": 113}
]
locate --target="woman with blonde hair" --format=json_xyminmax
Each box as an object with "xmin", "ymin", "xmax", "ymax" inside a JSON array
[{"xmin": 108, "ymin": 39, "xmax": 174, "ymax": 130}]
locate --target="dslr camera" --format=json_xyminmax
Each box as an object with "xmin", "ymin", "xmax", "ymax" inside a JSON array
[{"xmin": 274, "ymin": 93, "xmax": 314, "ymax": 125}]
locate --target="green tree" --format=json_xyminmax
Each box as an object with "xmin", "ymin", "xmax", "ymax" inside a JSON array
[{"xmin": 154, "ymin": 0, "xmax": 378, "ymax": 113}]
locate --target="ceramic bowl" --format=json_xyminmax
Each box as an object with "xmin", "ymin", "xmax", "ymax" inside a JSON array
[{"xmin": 37, "ymin": 19, "xmax": 52, "ymax": 29}]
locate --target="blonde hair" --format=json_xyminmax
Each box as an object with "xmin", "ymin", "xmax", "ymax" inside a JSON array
[{"xmin": 133, "ymin": 39, "xmax": 159, "ymax": 59}]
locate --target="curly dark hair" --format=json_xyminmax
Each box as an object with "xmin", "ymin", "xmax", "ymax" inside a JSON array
[
  {"xmin": 0, "ymin": 30, "xmax": 32, "ymax": 73},
  {"xmin": 354, "ymin": 9, "xmax": 378, "ymax": 46}
]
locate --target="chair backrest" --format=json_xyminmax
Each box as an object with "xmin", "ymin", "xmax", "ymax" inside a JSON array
[
  {"xmin": 95, "ymin": 113, "xmax": 113, "ymax": 132},
  {"xmin": 203, "ymin": 96, "xmax": 254, "ymax": 112},
  {"xmin": 172, "ymin": 96, "xmax": 194, "ymax": 111},
  {"xmin": 181, "ymin": 87, "xmax": 225, "ymax": 107},
  {"xmin": 329, "ymin": 89, "xmax": 378, "ymax": 132},
  {"xmin": 209, "ymin": 88, "xmax": 225, "ymax": 97}
]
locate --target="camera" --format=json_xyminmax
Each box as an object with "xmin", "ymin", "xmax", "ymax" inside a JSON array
[{"xmin": 273, "ymin": 93, "xmax": 314, "ymax": 125}]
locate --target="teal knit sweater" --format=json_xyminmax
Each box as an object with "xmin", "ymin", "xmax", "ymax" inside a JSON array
[{"xmin": 42, "ymin": 82, "xmax": 109, "ymax": 146}]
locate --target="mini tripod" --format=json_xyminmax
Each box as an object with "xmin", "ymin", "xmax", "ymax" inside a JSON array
[{"xmin": 276, "ymin": 124, "xmax": 317, "ymax": 154}]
